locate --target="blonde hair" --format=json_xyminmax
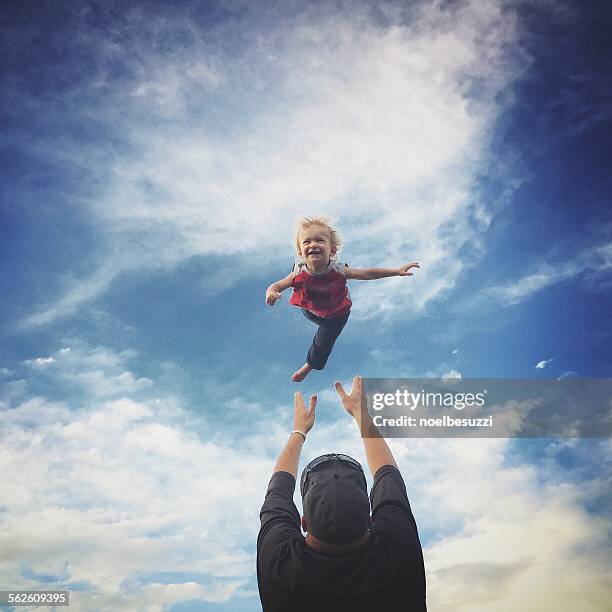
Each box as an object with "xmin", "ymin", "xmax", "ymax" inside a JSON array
[{"xmin": 294, "ymin": 216, "xmax": 342, "ymax": 258}]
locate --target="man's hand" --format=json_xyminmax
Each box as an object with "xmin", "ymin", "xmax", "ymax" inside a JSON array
[
  {"xmin": 266, "ymin": 290, "xmax": 282, "ymax": 306},
  {"xmin": 294, "ymin": 391, "xmax": 316, "ymax": 434},
  {"xmin": 336, "ymin": 376, "xmax": 393, "ymax": 475},
  {"xmin": 398, "ymin": 262, "xmax": 420, "ymax": 276},
  {"xmin": 272, "ymin": 392, "xmax": 315, "ymax": 476},
  {"xmin": 335, "ymin": 375, "xmax": 370, "ymax": 427}
]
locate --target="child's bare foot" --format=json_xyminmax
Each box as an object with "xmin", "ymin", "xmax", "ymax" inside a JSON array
[{"xmin": 292, "ymin": 363, "xmax": 313, "ymax": 382}]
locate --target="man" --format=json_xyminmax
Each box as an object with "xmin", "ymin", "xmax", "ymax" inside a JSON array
[{"xmin": 257, "ymin": 375, "xmax": 427, "ymax": 611}]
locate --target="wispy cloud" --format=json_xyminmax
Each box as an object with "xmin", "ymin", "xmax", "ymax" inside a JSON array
[
  {"xmin": 22, "ymin": 356, "xmax": 56, "ymax": 368},
  {"xmin": 19, "ymin": 263, "xmax": 123, "ymax": 330},
  {"xmin": 20, "ymin": 342, "xmax": 153, "ymax": 398},
  {"xmin": 441, "ymin": 369, "xmax": 463, "ymax": 379},
  {"xmin": 8, "ymin": 0, "xmax": 526, "ymax": 328},
  {"xmin": 558, "ymin": 370, "xmax": 577, "ymax": 380},
  {"xmin": 467, "ymin": 241, "xmax": 612, "ymax": 310},
  {"xmin": 423, "ymin": 363, "xmax": 464, "ymax": 379},
  {"xmin": 535, "ymin": 358, "xmax": 553, "ymax": 369}
]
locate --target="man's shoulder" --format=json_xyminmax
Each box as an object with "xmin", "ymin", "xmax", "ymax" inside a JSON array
[
  {"xmin": 260, "ymin": 535, "xmax": 424, "ymax": 611},
  {"xmin": 259, "ymin": 471, "xmax": 298, "ymax": 521},
  {"xmin": 370, "ymin": 466, "xmax": 412, "ymax": 520},
  {"xmin": 373, "ymin": 463, "xmax": 403, "ymax": 482},
  {"xmin": 267, "ymin": 470, "xmax": 297, "ymax": 488}
]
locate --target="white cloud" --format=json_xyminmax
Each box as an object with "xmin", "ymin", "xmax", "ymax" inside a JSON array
[
  {"xmin": 23, "ymin": 356, "xmax": 56, "ymax": 368},
  {"xmin": 391, "ymin": 438, "xmax": 611, "ymax": 612},
  {"xmin": 1, "ymin": 347, "xmax": 609, "ymax": 610},
  {"xmin": 131, "ymin": 59, "xmax": 224, "ymax": 117},
  {"xmin": 20, "ymin": 263, "xmax": 122, "ymax": 329},
  {"xmin": 18, "ymin": 0, "xmax": 526, "ymax": 327},
  {"xmin": 441, "ymin": 368, "xmax": 463, "ymax": 379},
  {"xmin": 535, "ymin": 358, "xmax": 553, "ymax": 369},
  {"xmin": 17, "ymin": 342, "xmax": 153, "ymax": 399},
  {"xmin": 558, "ymin": 370, "xmax": 577, "ymax": 380},
  {"xmin": 75, "ymin": 369, "xmax": 153, "ymax": 397},
  {"xmin": 0, "ymin": 379, "xmax": 28, "ymax": 404},
  {"xmin": 477, "ymin": 241, "xmax": 612, "ymax": 308},
  {"xmin": 424, "ymin": 362, "xmax": 464, "ymax": 379},
  {"xmin": 0, "ymin": 394, "xmax": 270, "ymax": 610}
]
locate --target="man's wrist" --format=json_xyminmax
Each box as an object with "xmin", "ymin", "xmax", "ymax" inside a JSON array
[
  {"xmin": 355, "ymin": 413, "xmax": 374, "ymax": 433},
  {"xmin": 291, "ymin": 430, "xmax": 307, "ymax": 442}
]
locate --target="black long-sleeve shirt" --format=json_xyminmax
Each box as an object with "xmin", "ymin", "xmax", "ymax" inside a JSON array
[{"xmin": 257, "ymin": 464, "xmax": 427, "ymax": 612}]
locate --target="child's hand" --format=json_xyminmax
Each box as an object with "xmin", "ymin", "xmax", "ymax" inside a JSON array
[
  {"xmin": 398, "ymin": 262, "xmax": 420, "ymax": 276},
  {"xmin": 266, "ymin": 290, "xmax": 282, "ymax": 306}
]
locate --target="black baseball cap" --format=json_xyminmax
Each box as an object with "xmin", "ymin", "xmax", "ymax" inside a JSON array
[{"xmin": 301, "ymin": 454, "xmax": 370, "ymax": 545}]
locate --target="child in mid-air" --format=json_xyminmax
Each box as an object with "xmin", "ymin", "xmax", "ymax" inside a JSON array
[{"xmin": 266, "ymin": 217, "xmax": 419, "ymax": 382}]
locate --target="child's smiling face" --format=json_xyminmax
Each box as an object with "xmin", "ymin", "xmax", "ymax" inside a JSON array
[{"xmin": 298, "ymin": 224, "xmax": 336, "ymax": 270}]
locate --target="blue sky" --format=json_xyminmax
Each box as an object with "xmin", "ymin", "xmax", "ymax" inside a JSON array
[{"xmin": 1, "ymin": 0, "xmax": 611, "ymax": 610}]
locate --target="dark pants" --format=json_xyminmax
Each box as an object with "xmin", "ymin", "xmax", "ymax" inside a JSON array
[{"xmin": 302, "ymin": 309, "xmax": 350, "ymax": 370}]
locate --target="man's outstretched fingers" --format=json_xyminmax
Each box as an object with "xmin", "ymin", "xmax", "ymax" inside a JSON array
[
  {"xmin": 294, "ymin": 391, "xmax": 316, "ymax": 434},
  {"xmin": 352, "ymin": 374, "xmax": 362, "ymax": 396},
  {"xmin": 309, "ymin": 394, "xmax": 317, "ymax": 415},
  {"xmin": 335, "ymin": 381, "xmax": 347, "ymax": 400}
]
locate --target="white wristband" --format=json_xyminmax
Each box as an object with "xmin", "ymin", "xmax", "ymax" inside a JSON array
[{"xmin": 291, "ymin": 430, "xmax": 306, "ymax": 442}]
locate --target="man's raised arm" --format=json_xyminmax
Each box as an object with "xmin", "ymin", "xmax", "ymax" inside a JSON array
[
  {"xmin": 334, "ymin": 375, "xmax": 397, "ymax": 477},
  {"xmin": 272, "ymin": 392, "xmax": 316, "ymax": 478}
]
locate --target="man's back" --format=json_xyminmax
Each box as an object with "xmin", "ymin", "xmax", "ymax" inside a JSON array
[{"xmin": 257, "ymin": 465, "xmax": 427, "ymax": 612}]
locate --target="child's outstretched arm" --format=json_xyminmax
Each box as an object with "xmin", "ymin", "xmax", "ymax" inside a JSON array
[
  {"xmin": 265, "ymin": 273, "xmax": 293, "ymax": 305},
  {"xmin": 345, "ymin": 262, "xmax": 419, "ymax": 281}
]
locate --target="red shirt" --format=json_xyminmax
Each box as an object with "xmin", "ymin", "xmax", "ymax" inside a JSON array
[{"xmin": 289, "ymin": 260, "xmax": 352, "ymax": 318}]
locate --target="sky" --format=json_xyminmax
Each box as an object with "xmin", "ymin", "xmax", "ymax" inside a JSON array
[{"xmin": 1, "ymin": 0, "xmax": 611, "ymax": 610}]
